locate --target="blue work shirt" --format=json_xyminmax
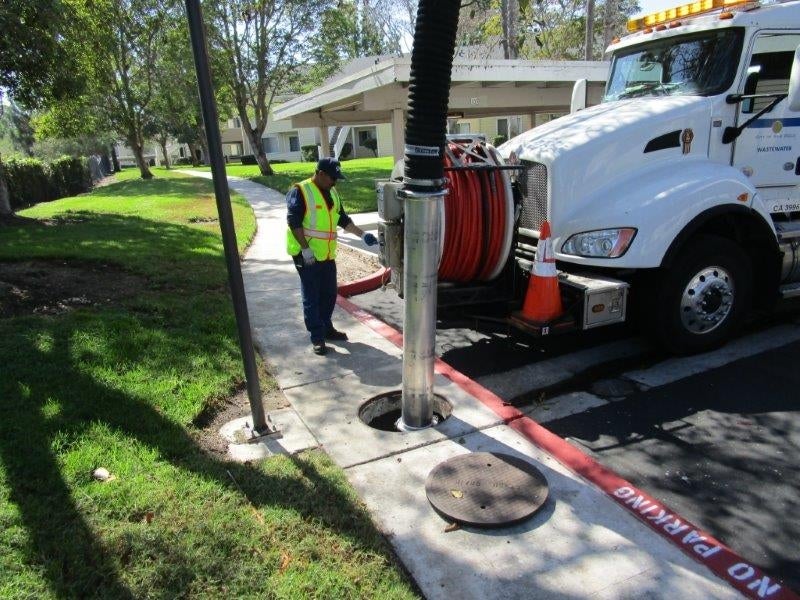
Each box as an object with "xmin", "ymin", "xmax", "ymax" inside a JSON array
[{"xmin": 286, "ymin": 185, "xmax": 352, "ymax": 230}]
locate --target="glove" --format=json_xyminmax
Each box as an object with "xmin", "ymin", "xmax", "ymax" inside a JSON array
[
  {"xmin": 301, "ymin": 247, "xmax": 316, "ymax": 266},
  {"xmin": 362, "ymin": 232, "xmax": 378, "ymax": 246}
]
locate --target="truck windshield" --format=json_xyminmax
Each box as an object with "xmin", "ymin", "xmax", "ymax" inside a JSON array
[{"xmin": 604, "ymin": 29, "xmax": 744, "ymax": 101}]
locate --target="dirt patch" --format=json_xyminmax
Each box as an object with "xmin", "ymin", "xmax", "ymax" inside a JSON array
[
  {"xmin": 337, "ymin": 245, "xmax": 381, "ymax": 284},
  {"xmin": 0, "ymin": 259, "xmax": 146, "ymax": 318},
  {"xmin": 192, "ymin": 378, "xmax": 289, "ymax": 458}
]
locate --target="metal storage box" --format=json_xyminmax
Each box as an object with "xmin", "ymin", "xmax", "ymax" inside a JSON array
[
  {"xmin": 560, "ymin": 272, "xmax": 629, "ymax": 329},
  {"xmin": 376, "ymin": 180, "xmax": 404, "ymax": 221}
]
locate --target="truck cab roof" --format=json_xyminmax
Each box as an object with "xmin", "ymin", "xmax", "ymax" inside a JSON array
[{"xmin": 610, "ymin": 0, "xmax": 800, "ymax": 53}]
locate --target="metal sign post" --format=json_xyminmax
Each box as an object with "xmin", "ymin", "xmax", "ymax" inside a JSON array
[{"xmin": 184, "ymin": 0, "xmax": 274, "ymax": 436}]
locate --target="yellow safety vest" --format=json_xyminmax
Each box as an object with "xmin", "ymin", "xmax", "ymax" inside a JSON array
[{"xmin": 286, "ymin": 178, "xmax": 342, "ymax": 261}]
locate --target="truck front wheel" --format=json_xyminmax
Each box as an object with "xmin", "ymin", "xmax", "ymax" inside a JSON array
[{"xmin": 647, "ymin": 235, "xmax": 752, "ymax": 354}]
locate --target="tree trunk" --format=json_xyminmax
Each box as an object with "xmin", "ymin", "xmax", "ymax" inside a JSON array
[
  {"xmin": 584, "ymin": 0, "xmax": 595, "ymax": 60},
  {"xmin": 602, "ymin": 0, "xmax": 615, "ymax": 51},
  {"xmin": 500, "ymin": 0, "xmax": 519, "ymax": 59},
  {"xmin": 188, "ymin": 141, "xmax": 200, "ymax": 167},
  {"xmin": 130, "ymin": 139, "xmax": 153, "ymax": 179},
  {"xmin": 0, "ymin": 157, "xmax": 12, "ymax": 217},
  {"xmin": 198, "ymin": 136, "xmax": 210, "ymax": 166},
  {"xmin": 159, "ymin": 139, "xmax": 170, "ymax": 169},
  {"xmin": 110, "ymin": 145, "xmax": 120, "ymax": 173},
  {"xmin": 247, "ymin": 128, "xmax": 274, "ymax": 176}
]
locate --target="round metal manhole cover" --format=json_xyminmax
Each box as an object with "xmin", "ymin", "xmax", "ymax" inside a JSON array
[{"xmin": 425, "ymin": 452, "xmax": 549, "ymax": 527}]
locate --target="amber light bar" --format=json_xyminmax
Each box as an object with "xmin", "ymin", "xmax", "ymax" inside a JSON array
[{"xmin": 626, "ymin": 0, "xmax": 753, "ymax": 32}]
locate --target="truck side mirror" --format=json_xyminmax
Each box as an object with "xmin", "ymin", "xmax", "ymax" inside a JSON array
[
  {"xmin": 571, "ymin": 79, "xmax": 587, "ymax": 113},
  {"xmin": 787, "ymin": 46, "xmax": 800, "ymax": 111}
]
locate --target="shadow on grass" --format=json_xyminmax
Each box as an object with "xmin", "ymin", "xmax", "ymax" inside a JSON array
[
  {"xmin": 1, "ymin": 211, "xmax": 237, "ymax": 290},
  {"xmin": 0, "ymin": 215, "xmax": 405, "ymax": 597}
]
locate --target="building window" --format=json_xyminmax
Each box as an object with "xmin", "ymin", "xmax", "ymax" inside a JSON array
[
  {"xmin": 262, "ymin": 137, "xmax": 279, "ymax": 154},
  {"xmin": 535, "ymin": 113, "xmax": 566, "ymax": 127},
  {"xmin": 497, "ymin": 118, "xmax": 508, "ymax": 139},
  {"xmin": 232, "ymin": 117, "xmax": 241, "ymax": 128},
  {"xmin": 358, "ymin": 130, "xmax": 372, "ymax": 145},
  {"xmin": 456, "ymin": 122, "xmax": 471, "ymax": 134},
  {"xmin": 179, "ymin": 147, "xmax": 185, "ymax": 158},
  {"xmin": 288, "ymin": 135, "xmax": 300, "ymax": 152}
]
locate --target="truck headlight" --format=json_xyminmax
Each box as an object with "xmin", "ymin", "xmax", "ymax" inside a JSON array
[{"xmin": 561, "ymin": 228, "xmax": 637, "ymax": 258}]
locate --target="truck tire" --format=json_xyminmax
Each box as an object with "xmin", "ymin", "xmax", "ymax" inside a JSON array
[{"xmin": 646, "ymin": 235, "xmax": 752, "ymax": 354}]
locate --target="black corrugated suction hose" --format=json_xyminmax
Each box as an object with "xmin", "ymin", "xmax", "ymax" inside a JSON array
[{"xmin": 404, "ymin": 0, "xmax": 461, "ymax": 189}]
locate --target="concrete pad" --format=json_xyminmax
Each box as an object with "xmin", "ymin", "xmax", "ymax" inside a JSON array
[
  {"xmin": 523, "ymin": 391, "xmax": 608, "ymax": 424},
  {"xmin": 345, "ymin": 424, "xmax": 738, "ymax": 600},
  {"xmin": 624, "ymin": 323, "xmax": 800, "ymax": 388},
  {"xmin": 282, "ymin": 363, "xmax": 507, "ymax": 468},
  {"xmin": 220, "ymin": 409, "xmax": 319, "ymax": 461},
  {"xmin": 477, "ymin": 338, "xmax": 650, "ymax": 401},
  {"xmin": 253, "ymin": 311, "xmax": 403, "ymax": 390}
]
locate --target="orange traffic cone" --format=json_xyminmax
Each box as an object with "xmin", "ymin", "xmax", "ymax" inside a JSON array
[{"xmin": 520, "ymin": 221, "xmax": 563, "ymax": 322}]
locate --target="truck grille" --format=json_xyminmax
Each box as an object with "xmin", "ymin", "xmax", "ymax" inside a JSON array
[{"xmin": 519, "ymin": 161, "xmax": 548, "ymax": 233}]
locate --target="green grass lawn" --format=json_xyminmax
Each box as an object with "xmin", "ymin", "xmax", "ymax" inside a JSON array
[
  {"xmin": 187, "ymin": 156, "xmax": 395, "ymax": 213},
  {"xmin": 0, "ymin": 169, "xmax": 417, "ymax": 599}
]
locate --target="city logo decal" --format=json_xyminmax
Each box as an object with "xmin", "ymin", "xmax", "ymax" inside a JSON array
[
  {"xmin": 681, "ymin": 128, "xmax": 694, "ymax": 155},
  {"xmin": 772, "ymin": 120, "xmax": 783, "ymax": 134}
]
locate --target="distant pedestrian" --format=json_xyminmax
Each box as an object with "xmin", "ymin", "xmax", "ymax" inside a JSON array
[{"xmin": 286, "ymin": 157, "xmax": 378, "ymax": 355}]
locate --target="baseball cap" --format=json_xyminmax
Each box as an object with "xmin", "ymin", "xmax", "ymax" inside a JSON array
[{"xmin": 316, "ymin": 157, "xmax": 346, "ymax": 181}]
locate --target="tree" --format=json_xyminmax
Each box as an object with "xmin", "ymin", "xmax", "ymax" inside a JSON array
[
  {"xmin": 64, "ymin": 0, "xmax": 173, "ymax": 180},
  {"xmin": 363, "ymin": 136, "xmax": 378, "ymax": 157},
  {"xmin": 458, "ymin": 0, "xmax": 639, "ymax": 61},
  {"xmin": 309, "ymin": 1, "xmax": 391, "ymax": 84},
  {"xmin": 150, "ymin": 6, "xmax": 234, "ymax": 170},
  {"xmin": 33, "ymin": 92, "xmax": 116, "ymax": 158},
  {"xmin": 0, "ymin": 0, "xmax": 85, "ymax": 216},
  {"xmin": 209, "ymin": 0, "xmax": 327, "ymax": 176}
]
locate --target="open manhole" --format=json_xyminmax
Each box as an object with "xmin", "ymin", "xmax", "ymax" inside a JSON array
[
  {"xmin": 425, "ymin": 452, "xmax": 549, "ymax": 527},
  {"xmin": 359, "ymin": 390, "xmax": 452, "ymax": 432}
]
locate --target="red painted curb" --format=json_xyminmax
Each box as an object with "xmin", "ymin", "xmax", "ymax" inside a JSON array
[
  {"xmin": 336, "ymin": 295, "xmax": 799, "ymax": 600},
  {"xmin": 337, "ymin": 267, "xmax": 391, "ymax": 298}
]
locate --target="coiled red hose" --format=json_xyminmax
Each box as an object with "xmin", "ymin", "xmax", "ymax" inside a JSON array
[{"xmin": 439, "ymin": 142, "xmax": 510, "ymax": 283}]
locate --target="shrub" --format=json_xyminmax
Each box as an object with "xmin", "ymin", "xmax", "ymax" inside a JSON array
[
  {"xmin": 4, "ymin": 158, "xmax": 51, "ymax": 209},
  {"xmin": 270, "ymin": 159, "xmax": 288, "ymax": 164},
  {"xmin": 493, "ymin": 135, "xmax": 507, "ymax": 147},
  {"xmin": 3, "ymin": 156, "xmax": 92, "ymax": 210},
  {"xmin": 301, "ymin": 145, "xmax": 318, "ymax": 162},
  {"xmin": 339, "ymin": 142, "xmax": 353, "ymax": 160},
  {"xmin": 174, "ymin": 157, "xmax": 193, "ymax": 166},
  {"xmin": 240, "ymin": 154, "xmax": 258, "ymax": 165},
  {"xmin": 50, "ymin": 156, "xmax": 91, "ymax": 198},
  {"xmin": 363, "ymin": 137, "xmax": 378, "ymax": 157}
]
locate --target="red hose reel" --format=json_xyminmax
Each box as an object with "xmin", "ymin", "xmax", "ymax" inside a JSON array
[{"xmin": 439, "ymin": 138, "xmax": 514, "ymax": 283}]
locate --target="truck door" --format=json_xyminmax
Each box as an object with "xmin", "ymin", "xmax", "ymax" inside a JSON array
[{"xmin": 732, "ymin": 32, "xmax": 800, "ymax": 212}]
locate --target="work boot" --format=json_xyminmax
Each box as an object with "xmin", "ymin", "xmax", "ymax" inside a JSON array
[
  {"xmin": 325, "ymin": 328, "xmax": 348, "ymax": 341},
  {"xmin": 312, "ymin": 341, "xmax": 327, "ymax": 355}
]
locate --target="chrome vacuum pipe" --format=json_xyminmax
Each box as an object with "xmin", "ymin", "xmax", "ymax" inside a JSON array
[{"xmin": 399, "ymin": 189, "xmax": 446, "ymax": 429}]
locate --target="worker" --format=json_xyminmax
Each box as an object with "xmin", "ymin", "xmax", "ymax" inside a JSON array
[{"xmin": 286, "ymin": 157, "xmax": 378, "ymax": 355}]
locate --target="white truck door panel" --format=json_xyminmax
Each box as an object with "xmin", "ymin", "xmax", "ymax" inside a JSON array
[{"xmin": 733, "ymin": 32, "xmax": 800, "ymax": 211}]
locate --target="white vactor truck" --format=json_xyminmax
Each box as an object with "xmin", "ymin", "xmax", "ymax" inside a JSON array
[{"xmin": 379, "ymin": 0, "xmax": 800, "ymax": 354}]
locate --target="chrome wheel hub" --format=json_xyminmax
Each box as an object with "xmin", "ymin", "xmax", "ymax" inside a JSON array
[{"xmin": 680, "ymin": 266, "xmax": 734, "ymax": 335}]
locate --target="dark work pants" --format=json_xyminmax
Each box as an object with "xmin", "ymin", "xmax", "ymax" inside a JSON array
[{"xmin": 295, "ymin": 258, "xmax": 337, "ymax": 343}]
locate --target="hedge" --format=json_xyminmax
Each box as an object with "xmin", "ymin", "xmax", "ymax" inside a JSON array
[
  {"xmin": 301, "ymin": 144, "xmax": 319, "ymax": 162},
  {"xmin": 3, "ymin": 156, "xmax": 92, "ymax": 210}
]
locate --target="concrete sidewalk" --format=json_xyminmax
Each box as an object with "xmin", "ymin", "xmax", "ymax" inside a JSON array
[{"xmin": 181, "ymin": 170, "xmax": 741, "ymax": 599}]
